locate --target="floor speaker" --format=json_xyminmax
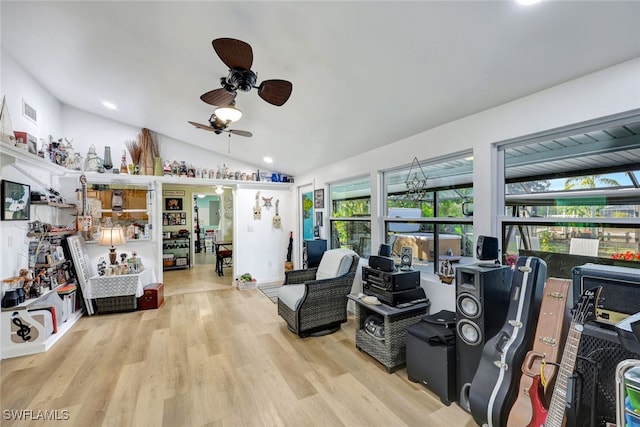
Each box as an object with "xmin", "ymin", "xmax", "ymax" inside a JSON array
[
  {"xmin": 573, "ymin": 323, "xmax": 640, "ymax": 426},
  {"xmin": 455, "ymin": 264, "xmax": 513, "ymax": 411}
]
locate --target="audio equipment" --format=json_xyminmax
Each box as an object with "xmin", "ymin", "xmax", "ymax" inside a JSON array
[
  {"xmin": 303, "ymin": 239, "xmax": 326, "ymax": 268},
  {"xmin": 572, "ymin": 263, "xmax": 640, "ymax": 324},
  {"xmin": 364, "ymin": 285, "xmax": 427, "ymax": 308},
  {"xmin": 378, "ymin": 243, "xmax": 392, "ymax": 257},
  {"xmin": 475, "ymin": 235, "xmax": 498, "ymax": 261},
  {"xmin": 455, "ymin": 263, "xmax": 513, "ymax": 411},
  {"xmin": 367, "ymin": 255, "xmax": 395, "ymax": 273},
  {"xmin": 574, "ymin": 323, "xmax": 640, "ymax": 426},
  {"xmin": 362, "ymin": 267, "xmax": 419, "ymax": 292},
  {"xmin": 400, "ymin": 246, "xmax": 413, "ymax": 270}
]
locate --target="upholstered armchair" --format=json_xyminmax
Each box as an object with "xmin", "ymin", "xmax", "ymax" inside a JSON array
[{"xmin": 277, "ymin": 248, "xmax": 359, "ymax": 337}]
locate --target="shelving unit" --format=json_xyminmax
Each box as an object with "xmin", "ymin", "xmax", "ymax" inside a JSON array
[
  {"xmin": 348, "ymin": 294, "xmax": 428, "ymax": 373},
  {"xmin": 2, "ymin": 231, "xmax": 83, "ymax": 359},
  {"xmin": 162, "ymin": 236, "xmax": 190, "ymax": 270}
]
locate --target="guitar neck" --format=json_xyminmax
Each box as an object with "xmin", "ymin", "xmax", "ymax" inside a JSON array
[{"xmin": 545, "ymin": 321, "xmax": 583, "ymax": 426}]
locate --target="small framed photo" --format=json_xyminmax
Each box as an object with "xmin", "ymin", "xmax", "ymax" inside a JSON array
[
  {"xmin": 314, "ymin": 189, "xmax": 324, "ymax": 209},
  {"xmin": 2, "ymin": 180, "xmax": 31, "ymax": 221},
  {"xmin": 315, "ymin": 211, "xmax": 323, "ymax": 227},
  {"xmin": 165, "ymin": 197, "xmax": 183, "ymax": 211}
]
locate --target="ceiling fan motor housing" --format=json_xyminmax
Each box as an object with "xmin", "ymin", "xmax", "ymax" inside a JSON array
[{"xmin": 226, "ymin": 68, "xmax": 257, "ymax": 92}]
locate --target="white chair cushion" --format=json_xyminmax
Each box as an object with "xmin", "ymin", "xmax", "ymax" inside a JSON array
[
  {"xmin": 316, "ymin": 248, "xmax": 357, "ymax": 280},
  {"xmin": 278, "ymin": 284, "xmax": 306, "ymax": 310}
]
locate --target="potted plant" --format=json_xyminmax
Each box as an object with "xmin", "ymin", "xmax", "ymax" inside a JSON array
[{"xmin": 234, "ymin": 273, "xmax": 257, "ymax": 290}]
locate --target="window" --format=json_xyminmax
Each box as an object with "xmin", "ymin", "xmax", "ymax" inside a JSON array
[
  {"xmin": 499, "ymin": 114, "xmax": 640, "ymax": 276},
  {"xmin": 329, "ymin": 176, "xmax": 371, "ymax": 257},
  {"xmin": 383, "ymin": 153, "xmax": 474, "ymax": 273}
]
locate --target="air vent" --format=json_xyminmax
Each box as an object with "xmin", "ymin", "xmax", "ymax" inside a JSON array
[{"xmin": 22, "ymin": 99, "xmax": 37, "ymax": 124}]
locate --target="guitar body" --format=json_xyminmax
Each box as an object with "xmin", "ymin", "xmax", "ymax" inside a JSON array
[
  {"xmin": 527, "ymin": 375, "xmax": 548, "ymax": 427},
  {"xmin": 468, "ymin": 256, "xmax": 547, "ymax": 427},
  {"xmin": 507, "ymin": 278, "xmax": 571, "ymax": 427}
]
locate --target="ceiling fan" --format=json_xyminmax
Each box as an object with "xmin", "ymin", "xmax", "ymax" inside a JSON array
[
  {"xmin": 188, "ymin": 113, "xmax": 253, "ymax": 138},
  {"xmin": 200, "ymin": 38, "xmax": 293, "ymax": 107}
]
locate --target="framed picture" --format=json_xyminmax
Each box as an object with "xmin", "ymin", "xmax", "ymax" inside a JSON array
[
  {"xmin": 2, "ymin": 180, "xmax": 30, "ymax": 221},
  {"xmin": 314, "ymin": 189, "xmax": 324, "ymax": 209},
  {"xmin": 165, "ymin": 197, "xmax": 183, "ymax": 211},
  {"xmin": 315, "ymin": 211, "xmax": 323, "ymax": 227}
]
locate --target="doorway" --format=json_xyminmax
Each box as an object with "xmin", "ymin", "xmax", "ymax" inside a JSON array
[{"xmin": 193, "ymin": 193, "xmax": 221, "ymax": 266}]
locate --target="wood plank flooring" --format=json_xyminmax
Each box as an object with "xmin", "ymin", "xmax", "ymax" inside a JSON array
[{"xmin": 1, "ymin": 263, "xmax": 477, "ymax": 426}]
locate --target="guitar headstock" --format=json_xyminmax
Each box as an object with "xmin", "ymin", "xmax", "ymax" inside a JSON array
[{"xmin": 573, "ymin": 286, "xmax": 602, "ymax": 325}]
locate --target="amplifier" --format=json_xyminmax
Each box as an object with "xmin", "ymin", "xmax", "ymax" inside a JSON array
[
  {"xmin": 364, "ymin": 285, "xmax": 427, "ymax": 308},
  {"xmin": 363, "ymin": 267, "xmax": 419, "ymax": 292},
  {"xmin": 572, "ymin": 263, "xmax": 640, "ymax": 324}
]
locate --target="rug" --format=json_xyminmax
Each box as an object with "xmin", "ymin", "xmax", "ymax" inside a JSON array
[{"xmin": 257, "ymin": 282, "xmax": 282, "ymax": 304}]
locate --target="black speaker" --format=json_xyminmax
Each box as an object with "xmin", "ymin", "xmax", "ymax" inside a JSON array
[
  {"xmin": 303, "ymin": 239, "xmax": 327, "ymax": 268},
  {"xmin": 476, "ymin": 235, "xmax": 498, "ymax": 261},
  {"xmin": 378, "ymin": 244, "xmax": 392, "ymax": 257},
  {"xmin": 400, "ymin": 246, "xmax": 413, "ymax": 270},
  {"xmin": 573, "ymin": 323, "xmax": 640, "ymax": 426},
  {"xmin": 368, "ymin": 255, "xmax": 395, "ymax": 272},
  {"xmin": 455, "ymin": 264, "xmax": 512, "ymax": 410}
]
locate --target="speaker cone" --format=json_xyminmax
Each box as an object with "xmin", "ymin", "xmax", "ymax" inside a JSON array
[
  {"xmin": 457, "ymin": 320, "xmax": 482, "ymax": 346},
  {"xmin": 457, "ymin": 293, "xmax": 481, "ymax": 319}
]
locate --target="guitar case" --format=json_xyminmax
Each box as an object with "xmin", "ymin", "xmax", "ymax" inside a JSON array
[
  {"xmin": 506, "ymin": 278, "xmax": 571, "ymax": 427},
  {"xmin": 468, "ymin": 256, "xmax": 547, "ymax": 427}
]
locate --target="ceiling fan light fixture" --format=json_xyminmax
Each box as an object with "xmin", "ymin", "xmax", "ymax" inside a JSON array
[
  {"xmin": 215, "ymin": 185, "xmax": 224, "ymax": 195},
  {"xmin": 215, "ymin": 103, "xmax": 242, "ymax": 123}
]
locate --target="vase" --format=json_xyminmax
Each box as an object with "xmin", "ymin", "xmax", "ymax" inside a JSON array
[
  {"xmin": 103, "ymin": 146, "xmax": 113, "ymax": 171},
  {"xmin": 154, "ymin": 157, "xmax": 162, "ymax": 176}
]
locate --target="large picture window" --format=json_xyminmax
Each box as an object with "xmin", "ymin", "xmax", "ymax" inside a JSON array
[
  {"xmin": 499, "ymin": 113, "xmax": 640, "ymax": 277},
  {"xmin": 329, "ymin": 176, "xmax": 371, "ymax": 257},
  {"xmin": 383, "ymin": 153, "xmax": 474, "ymax": 273}
]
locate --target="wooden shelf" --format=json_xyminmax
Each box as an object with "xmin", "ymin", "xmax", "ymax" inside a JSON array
[{"xmin": 32, "ymin": 201, "xmax": 77, "ymax": 209}]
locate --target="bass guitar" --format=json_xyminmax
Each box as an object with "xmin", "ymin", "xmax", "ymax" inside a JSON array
[{"xmin": 527, "ymin": 286, "xmax": 602, "ymax": 427}]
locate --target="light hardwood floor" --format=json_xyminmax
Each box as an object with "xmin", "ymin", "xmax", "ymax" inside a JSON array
[{"xmin": 1, "ymin": 263, "xmax": 477, "ymax": 426}]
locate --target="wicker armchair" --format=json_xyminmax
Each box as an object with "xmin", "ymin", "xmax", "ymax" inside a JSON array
[{"xmin": 277, "ymin": 248, "xmax": 359, "ymax": 337}]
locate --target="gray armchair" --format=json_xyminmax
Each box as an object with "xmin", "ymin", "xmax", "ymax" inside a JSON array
[{"xmin": 277, "ymin": 248, "xmax": 359, "ymax": 337}]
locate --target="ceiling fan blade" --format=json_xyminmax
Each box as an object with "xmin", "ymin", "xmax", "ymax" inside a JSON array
[
  {"xmin": 200, "ymin": 88, "xmax": 236, "ymax": 106},
  {"xmin": 188, "ymin": 121, "xmax": 216, "ymax": 131},
  {"xmin": 229, "ymin": 129, "xmax": 253, "ymax": 138},
  {"xmin": 212, "ymin": 38, "xmax": 253, "ymax": 70},
  {"xmin": 258, "ymin": 79, "xmax": 293, "ymax": 106}
]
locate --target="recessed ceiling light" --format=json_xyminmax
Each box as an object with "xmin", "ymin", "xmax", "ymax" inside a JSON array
[
  {"xmin": 102, "ymin": 101, "xmax": 118, "ymax": 110},
  {"xmin": 263, "ymin": 157, "xmax": 273, "ymax": 164},
  {"xmin": 516, "ymin": 0, "xmax": 541, "ymax": 5}
]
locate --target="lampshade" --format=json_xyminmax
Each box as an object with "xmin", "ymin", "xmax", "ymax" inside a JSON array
[
  {"xmin": 215, "ymin": 185, "xmax": 224, "ymax": 195},
  {"xmin": 98, "ymin": 227, "xmax": 126, "ymax": 247},
  {"xmin": 215, "ymin": 104, "xmax": 242, "ymax": 123}
]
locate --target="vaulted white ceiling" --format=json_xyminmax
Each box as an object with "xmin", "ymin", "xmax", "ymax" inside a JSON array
[{"xmin": 2, "ymin": 1, "xmax": 639, "ymax": 177}]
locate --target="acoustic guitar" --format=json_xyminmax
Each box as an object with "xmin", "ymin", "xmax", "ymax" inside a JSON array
[{"xmin": 527, "ymin": 286, "xmax": 602, "ymax": 427}]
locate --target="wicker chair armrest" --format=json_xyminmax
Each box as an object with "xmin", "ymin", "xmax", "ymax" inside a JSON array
[{"xmin": 284, "ymin": 267, "xmax": 318, "ymax": 285}]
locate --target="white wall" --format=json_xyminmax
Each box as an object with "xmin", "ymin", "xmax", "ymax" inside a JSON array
[
  {"xmin": 299, "ymin": 57, "xmax": 640, "ymax": 252},
  {"xmin": 234, "ymin": 187, "xmax": 294, "ymax": 283}
]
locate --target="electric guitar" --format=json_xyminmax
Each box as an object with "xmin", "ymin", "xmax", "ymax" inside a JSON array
[{"xmin": 527, "ymin": 286, "xmax": 602, "ymax": 427}]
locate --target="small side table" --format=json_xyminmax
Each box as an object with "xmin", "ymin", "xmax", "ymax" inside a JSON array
[{"xmin": 348, "ymin": 294, "xmax": 429, "ymax": 373}]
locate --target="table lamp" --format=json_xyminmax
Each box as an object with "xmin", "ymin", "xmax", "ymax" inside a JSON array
[{"xmin": 99, "ymin": 226, "xmax": 126, "ymax": 264}]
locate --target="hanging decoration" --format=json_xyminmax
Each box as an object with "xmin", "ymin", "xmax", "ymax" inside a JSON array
[
  {"xmin": 253, "ymin": 191, "xmax": 262, "ymax": 220},
  {"xmin": 405, "ymin": 157, "xmax": 428, "ymax": 201},
  {"xmin": 273, "ymin": 199, "xmax": 281, "ymax": 228},
  {"xmin": 262, "ymin": 196, "xmax": 273, "ymax": 208}
]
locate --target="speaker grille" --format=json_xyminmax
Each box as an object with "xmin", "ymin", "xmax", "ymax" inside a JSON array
[{"xmin": 575, "ymin": 324, "xmax": 640, "ymax": 426}]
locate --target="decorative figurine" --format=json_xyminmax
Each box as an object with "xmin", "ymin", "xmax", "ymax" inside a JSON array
[{"xmin": 85, "ymin": 144, "xmax": 101, "ymax": 172}]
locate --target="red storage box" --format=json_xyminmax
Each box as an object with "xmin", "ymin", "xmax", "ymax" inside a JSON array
[{"xmin": 137, "ymin": 283, "xmax": 164, "ymax": 310}]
